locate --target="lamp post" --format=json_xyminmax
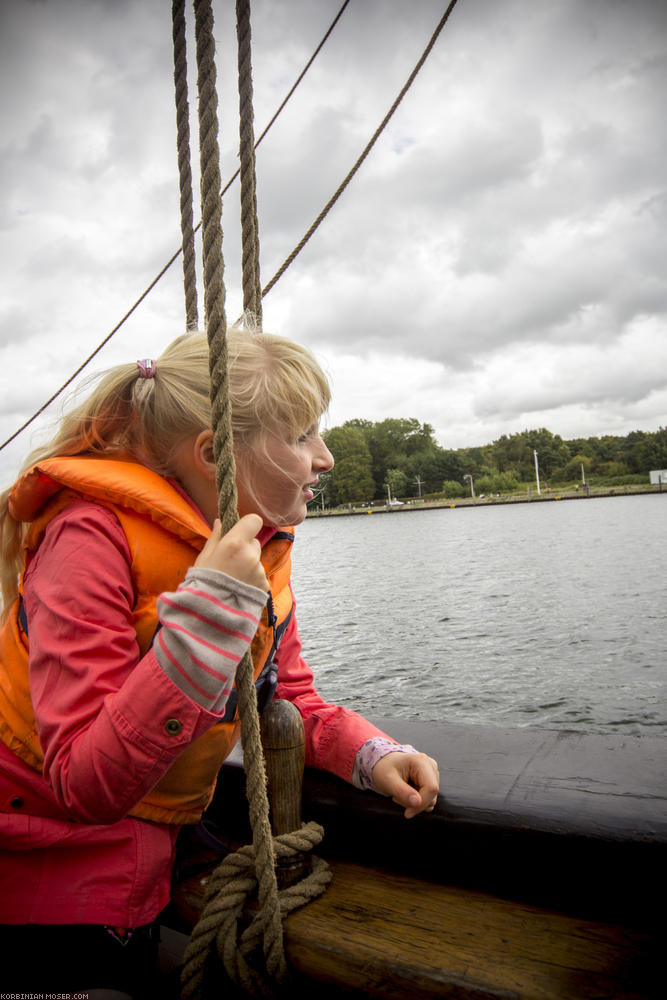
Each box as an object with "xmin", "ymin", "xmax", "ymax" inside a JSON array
[
  {"xmin": 534, "ymin": 450, "xmax": 541, "ymax": 496},
  {"xmin": 463, "ymin": 474, "xmax": 475, "ymax": 498}
]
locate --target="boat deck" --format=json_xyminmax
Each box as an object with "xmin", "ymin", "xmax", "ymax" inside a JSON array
[{"xmin": 166, "ymin": 719, "xmax": 665, "ymax": 997}]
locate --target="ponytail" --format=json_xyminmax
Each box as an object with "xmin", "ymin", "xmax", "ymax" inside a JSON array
[{"xmin": 0, "ymin": 333, "xmax": 212, "ymax": 618}]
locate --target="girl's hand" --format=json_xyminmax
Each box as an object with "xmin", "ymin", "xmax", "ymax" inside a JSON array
[
  {"xmin": 371, "ymin": 751, "xmax": 440, "ymax": 819},
  {"xmin": 195, "ymin": 515, "xmax": 269, "ymax": 592}
]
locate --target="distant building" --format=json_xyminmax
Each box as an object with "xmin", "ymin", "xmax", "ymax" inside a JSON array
[{"xmin": 649, "ymin": 470, "xmax": 667, "ymax": 485}]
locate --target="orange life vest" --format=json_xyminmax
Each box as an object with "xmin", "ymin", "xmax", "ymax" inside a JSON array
[{"xmin": 0, "ymin": 454, "xmax": 294, "ymax": 825}]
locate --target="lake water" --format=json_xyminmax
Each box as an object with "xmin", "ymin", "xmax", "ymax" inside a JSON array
[{"xmin": 290, "ymin": 494, "xmax": 666, "ymax": 736}]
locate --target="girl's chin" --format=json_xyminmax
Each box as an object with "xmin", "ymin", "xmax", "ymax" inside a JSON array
[
  {"xmin": 264, "ymin": 505, "xmax": 307, "ymax": 528},
  {"xmin": 290, "ymin": 500, "xmax": 309, "ymax": 525},
  {"xmin": 288, "ymin": 506, "xmax": 308, "ymax": 526},
  {"xmin": 238, "ymin": 494, "xmax": 308, "ymax": 527}
]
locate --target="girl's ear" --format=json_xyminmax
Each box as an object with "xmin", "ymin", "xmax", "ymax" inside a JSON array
[{"xmin": 193, "ymin": 429, "xmax": 217, "ymax": 482}]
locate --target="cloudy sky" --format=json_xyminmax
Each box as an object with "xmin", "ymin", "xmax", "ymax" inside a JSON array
[{"xmin": 1, "ymin": 0, "xmax": 666, "ymax": 484}]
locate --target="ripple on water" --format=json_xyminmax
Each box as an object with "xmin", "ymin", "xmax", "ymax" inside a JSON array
[{"xmin": 292, "ymin": 497, "xmax": 667, "ymax": 736}]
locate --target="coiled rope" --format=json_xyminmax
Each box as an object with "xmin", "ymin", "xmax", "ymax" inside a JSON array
[
  {"xmin": 181, "ymin": 825, "xmax": 332, "ymax": 999},
  {"xmin": 180, "ymin": 2, "xmax": 330, "ymax": 996}
]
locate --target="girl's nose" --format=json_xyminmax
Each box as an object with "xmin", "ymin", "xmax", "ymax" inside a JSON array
[{"xmin": 315, "ymin": 437, "xmax": 334, "ymax": 472}]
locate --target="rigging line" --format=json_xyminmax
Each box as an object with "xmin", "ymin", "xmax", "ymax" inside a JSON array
[
  {"xmin": 173, "ymin": 0, "xmax": 199, "ymax": 331},
  {"xmin": 262, "ymin": 0, "xmax": 460, "ymax": 298},
  {"xmin": 236, "ymin": 0, "xmax": 263, "ymax": 325},
  {"xmin": 0, "ymin": 252, "xmax": 182, "ymax": 454},
  {"xmin": 0, "ymin": 0, "xmax": 351, "ymax": 456}
]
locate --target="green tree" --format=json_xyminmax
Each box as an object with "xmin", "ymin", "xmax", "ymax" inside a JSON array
[
  {"xmin": 384, "ymin": 467, "xmax": 408, "ymax": 500},
  {"xmin": 491, "ymin": 433, "xmax": 532, "ymax": 475},
  {"xmin": 322, "ymin": 426, "xmax": 375, "ymax": 505},
  {"xmin": 442, "ymin": 479, "xmax": 465, "ymax": 498},
  {"xmin": 406, "ymin": 448, "xmax": 465, "ymax": 495},
  {"xmin": 351, "ymin": 418, "xmax": 437, "ymax": 497},
  {"xmin": 568, "ymin": 438, "xmax": 596, "ymax": 460},
  {"xmin": 593, "ymin": 436, "xmax": 622, "ymax": 462},
  {"xmin": 523, "ymin": 429, "xmax": 570, "ymax": 480},
  {"xmin": 476, "ymin": 471, "xmax": 521, "ymax": 494},
  {"xmin": 456, "ymin": 444, "xmax": 495, "ymax": 478},
  {"xmin": 596, "ymin": 461, "xmax": 631, "ymax": 480},
  {"xmin": 557, "ymin": 454, "xmax": 594, "ymax": 483},
  {"xmin": 631, "ymin": 427, "xmax": 667, "ymax": 472},
  {"xmin": 404, "ymin": 421, "xmax": 438, "ymax": 455},
  {"xmin": 321, "ymin": 420, "xmax": 666, "ymax": 500},
  {"xmin": 622, "ymin": 430, "xmax": 649, "ymax": 473}
]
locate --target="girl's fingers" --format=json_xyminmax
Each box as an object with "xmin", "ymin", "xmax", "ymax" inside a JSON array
[
  {"xmin": 194, "ymin": 514, "xmax": 268, "ymax": 590},
  {"xmin": 372, "ymin": 752, "xmax": 440, "ymax": 819},
  {"xmin": 230, "ymin": 513, "xmax": 263, "ymax": 540}
]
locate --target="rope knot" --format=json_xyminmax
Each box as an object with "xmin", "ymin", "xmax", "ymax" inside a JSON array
[{"xmin": 180, "ymin": 822, "xmax": 332, "ymax": 999}]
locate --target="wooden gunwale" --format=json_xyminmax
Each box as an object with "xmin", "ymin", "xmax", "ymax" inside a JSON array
[{"xmin": 168, "ymin": 717, "xmax": 665, "ymax": 998}]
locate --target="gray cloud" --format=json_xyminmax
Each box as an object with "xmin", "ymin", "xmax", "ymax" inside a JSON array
[{"xmin": 1, "ymin": 0, "xmax": 666, "ymax": 483}]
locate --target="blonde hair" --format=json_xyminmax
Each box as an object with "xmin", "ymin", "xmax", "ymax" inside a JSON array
[
  {"xmin": 0, "ymin": 325, "xmax": 330, "ymax": 616},
  {"xmin": 227, "ymin": 328, "xmax": 331, "ymax": 445}
]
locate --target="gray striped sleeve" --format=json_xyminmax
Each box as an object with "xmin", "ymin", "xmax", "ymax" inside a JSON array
[{"xmin": 154, "ymin": 566, "xmax": 267, "ymax": 713}]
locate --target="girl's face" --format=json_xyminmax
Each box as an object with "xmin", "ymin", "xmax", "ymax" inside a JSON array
[{"xmin": 237, "ymin": 423, "xmax": 334, "ymax": 526}]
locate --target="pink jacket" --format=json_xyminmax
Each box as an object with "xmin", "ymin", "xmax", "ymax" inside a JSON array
[{"xmin": 0, "ymin": 499, "xmax": 390, "ymax": 926}]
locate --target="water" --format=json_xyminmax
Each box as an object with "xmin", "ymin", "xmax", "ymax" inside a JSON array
[{"xmin": 290, "ymin": 494, "xmax": 666, "ymax": 735}]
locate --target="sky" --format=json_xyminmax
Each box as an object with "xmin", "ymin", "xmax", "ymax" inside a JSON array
[{"xmin": 1, "ymin": 0, "xmax": 666, "ymax": 484}]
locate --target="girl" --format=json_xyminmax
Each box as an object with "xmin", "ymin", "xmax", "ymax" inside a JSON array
[{"xmin": 0, "ymin": 328, "xmax": 439, "ymax": 996}]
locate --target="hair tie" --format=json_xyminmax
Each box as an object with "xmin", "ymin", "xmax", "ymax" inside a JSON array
[{"xmin": 136, "ymin": 359, "xmax": 157, "ymax": 379}]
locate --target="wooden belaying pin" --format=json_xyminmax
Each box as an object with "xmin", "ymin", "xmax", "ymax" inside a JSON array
[{"xmin": 260, "ymin": 698, "xmax": 309, "ymax": 888}]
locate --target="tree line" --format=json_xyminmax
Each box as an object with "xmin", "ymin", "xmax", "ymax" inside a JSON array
[{"xmin": 319, "ymin": 419, "xmax": 667, "ymax": 506}]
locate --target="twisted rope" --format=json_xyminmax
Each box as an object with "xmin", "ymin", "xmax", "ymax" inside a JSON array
[
  {"xmin": 193, "ymin": 0, "xmax": 234, "ymax": 530},
  {"xmin": 172, "ymin": 0, "xmax": 199, "ymax": 331},
  {"xmin": 236, "ymin": 0, "xmax": 263, "ymax": 326},
  {"xmin": 181, "ymin": 823, "xmax": 332, "ymax": 999},
  {"xmin": 186, "ymin": 2, "xmax": 287, "ymax": 996}
]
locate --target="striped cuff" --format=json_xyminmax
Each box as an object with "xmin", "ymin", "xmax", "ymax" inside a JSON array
[
  {"xmin": 154, "ymin": 566, "xmax": 267, "ymax": 713},
  {"xmin": 352, "ymin": 737, "xmax": 418, "ymax": 793}
]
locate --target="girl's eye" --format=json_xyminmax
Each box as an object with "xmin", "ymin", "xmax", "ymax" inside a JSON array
[{"xmin": 297, "ymin": 425, "xmax": 317, "ymax": 444}]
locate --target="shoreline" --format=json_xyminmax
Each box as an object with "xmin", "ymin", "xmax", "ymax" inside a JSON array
[{"xmin": 307, "ymin": 485, "xmax": 664, "ymax": 518}]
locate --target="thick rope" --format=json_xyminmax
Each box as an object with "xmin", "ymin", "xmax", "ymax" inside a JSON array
[
  {"xmin": 186, "ymin": 2, "xmax": 287, "ymax": 996},
  {"xmin": 193, "ymin": 0, "xmax": 234, "ymax": 529},
  {"xmin": 172, "ymin": 0, "xmax": 199, "ymax": 331},
  {"xmin": 181, "ymin": 823, "xmax": 332, "ymax": 999},
  {"xmin": 262, "ymin": 0, "xmax": 460, "ymax": 298},
  {"xmin": 236, "ymin": 0, "xmax": 263, "ymax": 326}
]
